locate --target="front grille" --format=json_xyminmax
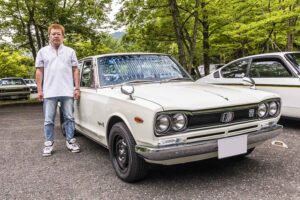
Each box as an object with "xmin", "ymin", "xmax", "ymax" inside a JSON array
[{"xmin": 187, "ymin": 105, "xmax": 258, "ymax": 130}]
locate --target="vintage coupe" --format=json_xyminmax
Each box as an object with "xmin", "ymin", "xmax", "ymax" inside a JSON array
[
  {"xmin": 0, "ymin": 77, "xmax": 31, "ymax": 100},
  {"xmin": 197, "ymin": 52, "xmax": 300, "ymax": 119},
  {"xmin": 60, "ymin": 53, "xmax": 282, "ymax": 182}
]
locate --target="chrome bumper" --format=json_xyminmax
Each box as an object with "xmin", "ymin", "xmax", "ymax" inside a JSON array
[{"xmin": 135, "ymin": 124, "xmax": 282, "ymax": 161}]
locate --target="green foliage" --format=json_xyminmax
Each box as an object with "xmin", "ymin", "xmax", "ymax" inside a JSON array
[
  {"xmin": 65, "ymin": 33, "xmax": 126, "ymax": 59},
  {"xmin": 0, "ymin": 48, "xmax": 34, "ymax": 78},
  {"xmin": 116, "ymin": 0, "xmax": 300, "ymax": 66},
  {"xmin": 1, "ymin": 0, "xmax": 300, "ymax": 78}
]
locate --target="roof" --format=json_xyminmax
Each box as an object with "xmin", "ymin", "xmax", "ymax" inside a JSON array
[
  {"xmin": 79, "ymin": 52, "xmax": 170, "ymax": 61},
  {"xmin": 239, "ymin": 51, "xmax": 300, "ymax": 59}
]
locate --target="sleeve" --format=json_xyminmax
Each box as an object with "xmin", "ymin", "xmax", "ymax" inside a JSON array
[
  {"xmin": 35, "ymin": 50, "xmax": 44, "ymax": 68},
  {"xmin": 71, "ymin": 50, "xmax": 79, "ymax": 67}
]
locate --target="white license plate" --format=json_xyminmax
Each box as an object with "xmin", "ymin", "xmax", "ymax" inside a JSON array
[{"xmin": 218, "ymin": 135, "xmax": 248, "ymax": 159}]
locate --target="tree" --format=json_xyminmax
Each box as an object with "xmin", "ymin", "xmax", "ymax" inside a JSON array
[
  {"xmin": 0, "ymin": 0, "xmax": 112, "ymax": 59},
  {"xmin": 0, "ymin": 47, "xmax": 34, "ymax": 78}
]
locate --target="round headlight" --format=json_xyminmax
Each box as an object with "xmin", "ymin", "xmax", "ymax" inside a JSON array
[
  {"xmin": 171, "ymin": 113, "xmax": 187, "ymax": 131},
  {"xmin": 269, "ymin": 101, "xmax": 278, "ymax": 116},
  {"xmin": 155, "ymin": 115, "xmax": 170, "ymax": 134},
  {"xmin": 258, "ymin": 103, "xmax": 267, "ymax": 118}
]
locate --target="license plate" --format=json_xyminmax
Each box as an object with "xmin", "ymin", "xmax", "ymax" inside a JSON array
[{"xmin": 218, "ymin": 135, "xmax": 247, "ymax": 159}]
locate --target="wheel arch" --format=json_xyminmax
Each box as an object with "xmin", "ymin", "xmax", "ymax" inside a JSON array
[{"xmin": 106, "ymin": 114, "xmax": 134, "ymax": 145}]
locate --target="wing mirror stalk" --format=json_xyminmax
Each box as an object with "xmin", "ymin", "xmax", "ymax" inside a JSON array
[
  {"xmin": 121, "ymin": 85, "xmax": 135, "ymax": 100},
  {"xmin": 242, "ymin": 77, "xmax": 256, "ymax": 90}
]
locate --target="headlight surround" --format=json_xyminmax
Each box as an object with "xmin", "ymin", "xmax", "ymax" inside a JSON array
[
  {"xmin": 155, "ymin": 115, "xmax": 170, "ymax": 134},
  {"xmin": 258, "ymin": 103, "xmax": 267, "ymax": 118},
  {"xmin": 268, "ymin": 101, "xmax": 279, "ymax": 116},
  {"xmin": 171, "ymin": 113, "xmax": 187, "ymax": 131}
]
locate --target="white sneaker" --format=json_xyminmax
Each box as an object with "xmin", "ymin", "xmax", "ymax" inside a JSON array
[
  {"xmin": 42, "ymin": 141, "xmax": 54, "ymax": 157},
  {"xmin": 66, "ymin": 138, "xmax": 80, "ymax": 153}
]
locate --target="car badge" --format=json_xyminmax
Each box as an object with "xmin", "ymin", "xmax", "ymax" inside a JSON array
[
  {"xmin": 220, "ymin": 112, "xmax": 234, "ymax": 123},
  {"xmin": 249, "ymin": 109, "xmax": 255, "ymax": 118}
]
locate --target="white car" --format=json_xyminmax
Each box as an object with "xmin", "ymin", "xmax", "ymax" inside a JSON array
[
  {"xmin": 197, "ymin": 52, "xmax": 300, "ymax": 119},
  {"xmin": 24, "ymin": 79, "xmax": 37, "ymax": 93},
  {"xmin": 60, "ymin": 53, "xmax": 282, "ymax": 182}
]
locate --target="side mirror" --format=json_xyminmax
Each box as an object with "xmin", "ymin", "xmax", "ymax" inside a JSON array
[
  {"xmin": 242, "ymin": 77, "xmax": 256, "ymax": 89},
  {"xmin": 121, "ymin": 85, "xmax": 135, "ymax": 100}
]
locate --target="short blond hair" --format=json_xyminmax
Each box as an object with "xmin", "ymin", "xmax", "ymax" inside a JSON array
[{"xmin": 48, "ymin": 24, "xmax": 65, "ymax": 36}]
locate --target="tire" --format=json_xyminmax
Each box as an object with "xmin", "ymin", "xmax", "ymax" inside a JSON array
[
  {"xmin": 245, "ymin": 147, "xmax": 255, "ymax": 156},
  {"xmin": 59, "ymin": 107, "xmax": 78, "ymax": 137},
  {"xmin": 109, "ymin": 122, "xmax": 148, "ymax": 182},
  {"xmin": 234, "ymin": 147, "xmax": 255, "ymax": 159}
]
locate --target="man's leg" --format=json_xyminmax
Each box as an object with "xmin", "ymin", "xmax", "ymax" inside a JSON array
[
  {"xmin": 42, "ymin": 97, "xmax": 58, "ymax": 156},
  {"xmin": 60, "ymin": 97, "xmax": 80, "ymax": 153}
]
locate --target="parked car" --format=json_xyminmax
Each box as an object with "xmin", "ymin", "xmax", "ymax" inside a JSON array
[
  {"xmin": 0, "ymin": 77, "xmax": 31, "ymax": 100},
  {"xmin": 24, "ymin": 79, "xmax": 37, "ymax": 93},
  {"xmin": 197, "ymin": 52, "xmax": 300, "ymax": 119},
  {"xmin": 60, "ymin": 53, "xmax": 282, "ymax": 182}
]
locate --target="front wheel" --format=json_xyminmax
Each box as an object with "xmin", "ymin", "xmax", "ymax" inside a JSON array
[
  {"xmin": 234, "ymin": 147, "xmax": 255, "ymax": 160},
  {"xmin": 59, "ymin": 107, "xmax": 78, "ymax": 137},
  {"xmin": 109, "ymin": 122, "xmax": 148, "ymax": 182}
]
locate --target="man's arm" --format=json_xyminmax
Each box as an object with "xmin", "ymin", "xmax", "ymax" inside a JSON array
[
  {"xmin": 73, "ymin": 66, "xmax": 80, "ymax": 100},
  {"xmin": 35, "ymin": 67, "xmax": 44, "ymax": 101}
]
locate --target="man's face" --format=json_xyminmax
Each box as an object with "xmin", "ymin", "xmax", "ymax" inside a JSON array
[{"xmin": 49, "ymin": 29, "xmax": 64, "ymax": 47}]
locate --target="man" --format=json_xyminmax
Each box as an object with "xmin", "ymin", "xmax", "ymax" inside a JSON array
[{"xmin": 35, "ymin": 24, "xmax": 80, "ymax": 156}]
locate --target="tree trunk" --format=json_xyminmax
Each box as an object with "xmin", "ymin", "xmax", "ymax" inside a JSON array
[
  {"xmin": 39, "ymin": 25, "xmax": 47, "ymax": 47},
  {"xmin": 202, "ymin": 2, "xmax": 210, "ymax": 76},
  {"xmin": 169, "ymin": 0, "xmax": 187, "ymax": 69},
  {"xmin": 26, "ymin": 22, "xmax": 37, "ymax": 59},
  {"xmin": 24, "ymin": 0, "xmax": 37, "ymax": 59},
  {"xmin": 286, "ymin": 33, "xmax": 293, "ymax": 51},
  {"xmin": 188, "ymin": 0, "xmax": 200, "ymax": 75}
]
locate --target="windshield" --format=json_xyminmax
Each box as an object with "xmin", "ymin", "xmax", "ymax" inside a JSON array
[
  {"xmin": 1, "ymin": 79, "xmax": 26, "ymax": 86},
  {"xmin": 285, "ymin": 53, "xmax": 300, "ymax": 73},
  {"xmin": 25, "ymin": 79, "xmax": 35, "ymax": 84},
  {"xmin": 97, "ymin": 55, "xmax": 191, "ymax": 86}
]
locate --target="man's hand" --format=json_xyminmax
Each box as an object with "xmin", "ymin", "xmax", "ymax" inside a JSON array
[
  {"xmin": 37, "ymin": 91, "xmax": 44, "ymax": 101},
  {"xmin": 74, "ymin": 89, "xmax": 80, "ymax": 100},
  {"xmin": 35, "ymin": 67, "xmax": 44, "ymax": 101}
]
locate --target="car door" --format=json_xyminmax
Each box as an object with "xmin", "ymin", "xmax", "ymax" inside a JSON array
[
  {"xmin": 74, "ymin": 59, "xmax": 106, "ymax": 142},
  {"xmin": 248, "ymin": 56, "xmax": 300, "ymax": 118}
]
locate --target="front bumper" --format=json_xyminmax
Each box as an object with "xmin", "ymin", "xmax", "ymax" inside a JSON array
[{"xmin": 135, "ymin": 124, "xmax": 282, "ymax": 162}]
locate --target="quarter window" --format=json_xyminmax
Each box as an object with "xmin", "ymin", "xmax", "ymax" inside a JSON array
[
  {"xmin": 249, "ymin": 59, "xmax": 291, "ymax": 78},
  {"xmin": 221, "ymin": 60, "xmax": 248, "ymax": 78},
  {"xmin": 80, "ymin": 60, "xmax": 94, "ymax": 88}
]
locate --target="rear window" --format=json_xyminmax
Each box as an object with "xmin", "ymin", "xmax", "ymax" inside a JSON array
[{"xmin": 285, "ymin": 53, "xmax": 300, "ymax": 73}]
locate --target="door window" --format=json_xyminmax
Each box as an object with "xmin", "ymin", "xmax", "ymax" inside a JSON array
[
  {"xmin": 249, "ymin": 59, "xmax": 292, "ymax": 78},
  {"xmin": 80, "ymin": 60, "xmax": 95, "ymax": 88},
  {"xmin": 221, "ymin": 60, "xmax": 249, "ymax": 78}
]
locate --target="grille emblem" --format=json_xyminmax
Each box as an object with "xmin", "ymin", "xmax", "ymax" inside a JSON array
[
  {"xmin": 220, "ymin": 112, "xmax": 234, "ymax": 123},
  {"xmin": 249, "ymin": 109, "xmax": 255, "ymax": 118}
]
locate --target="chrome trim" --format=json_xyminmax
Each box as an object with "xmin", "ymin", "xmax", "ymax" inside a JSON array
[{"xmin": 136, "ymin": 124, "xmax": 282, "ymax": 161}]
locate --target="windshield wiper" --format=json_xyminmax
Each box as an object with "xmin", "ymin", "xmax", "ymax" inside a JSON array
[
  {"xmin": 162, "ymin": 77, "xmax": 192, "ymax": 82},
  {"xmin": 123, "ymin": 79, "xmax": 156, "ymax": 84}
]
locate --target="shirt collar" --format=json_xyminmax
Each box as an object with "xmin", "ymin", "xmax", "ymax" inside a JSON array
[{"xmin": 49, "ymin": 43, "xmax": 64, "ymax": 51}]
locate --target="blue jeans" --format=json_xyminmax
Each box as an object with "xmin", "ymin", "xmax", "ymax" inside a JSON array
[{"xmin": 43, "ymin": 97, "xmax": 75, "ymax": 142}]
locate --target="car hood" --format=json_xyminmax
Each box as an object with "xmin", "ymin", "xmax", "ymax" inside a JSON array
[
  {"xmin": 0, "ymin": 85, "xmax": 29, "ymax": 90},
  {"xmin": 132, "ymin": 82, "xmax": 278, "ymax": 110}
]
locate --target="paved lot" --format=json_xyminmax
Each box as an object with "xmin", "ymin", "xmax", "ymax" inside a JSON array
[{"xmin": 0, "ymin": 104, "xmax": 299, "ymax": 200}]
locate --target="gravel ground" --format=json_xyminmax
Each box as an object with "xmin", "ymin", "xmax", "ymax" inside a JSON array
[{"xmin": 0, "ymin": 104, "xmax": 299, "ymax": 200}]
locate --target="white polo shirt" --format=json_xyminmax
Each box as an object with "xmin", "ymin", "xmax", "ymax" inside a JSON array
[{"xmin": 35, "ymin": 44, "xmax": 78, "ymax": 98}]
